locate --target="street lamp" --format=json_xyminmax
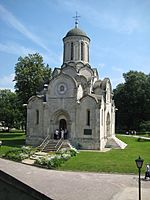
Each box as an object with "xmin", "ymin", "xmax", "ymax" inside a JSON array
[{"xmin": 135, "ymin": 156, "xmax": 144, "ymax": 200}]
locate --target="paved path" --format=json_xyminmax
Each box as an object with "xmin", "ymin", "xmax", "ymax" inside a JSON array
[
  {"xmin": 122, "ymin": 134, "xmax": 150, "ymax": 140},
  {"xmin": 0, "ymin": 158, "xmax": 150, "ymax": 200}
]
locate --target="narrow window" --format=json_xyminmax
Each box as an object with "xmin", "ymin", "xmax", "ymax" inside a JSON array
[
  {"xmin": 71, "ymin": 42, "xmax": 74, "ymax": 60},
  {"xmin": 87, "ymin": 44, "xmax": 89, "ymax": 62},
  {"xmin": 63, "ymin": 43, "xmax": 66, "ymax": 61},
  {"xmin": 87, "ymin": 110, "xmax": 90, "ymax": 126},
  {"xmin": 101, "ymin": 110, "xmax": 103, "ymax": 126},
  {"xmin": 36, "ymin": 110, "xmax": 39, "ymax": 124},
  {"xmin": 81, "ymin": 42, "xmax": 84, "ymax": 60}
]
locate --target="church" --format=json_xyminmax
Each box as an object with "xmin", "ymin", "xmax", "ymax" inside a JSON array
[{"xmin": 26, "ymin": 19, "xmax": 126, "ymax": 150}]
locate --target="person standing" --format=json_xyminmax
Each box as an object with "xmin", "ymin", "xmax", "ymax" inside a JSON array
[{"xmin": 61, "ymin": 128, "xmax": 64, "ymax": 139}]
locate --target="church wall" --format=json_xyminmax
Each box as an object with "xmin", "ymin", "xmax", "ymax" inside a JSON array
[
  {"xmin": 26, "ymin": 98, "xmax": 45, "ymax": 146},
  {"xmin": 104, "ymin": 102, "xmax": 113, "ymax": 138},
  {"xmin": 111, "ymin": 105, "xmax": 116, "ymax": 136},
  {"xmin": 44, "ymin": 97, "xmax": 76, "ymax": 139},
  {"xmin": 77, "ymin": 84, "xmax": 83, "ymax": 101},
  {"xmin": 47, "ymin": 75, "xmax": 76, "ymax": 99},
  {"xmin": 73, "ymin": 96, "xmax": 101, "ymax": 149}
]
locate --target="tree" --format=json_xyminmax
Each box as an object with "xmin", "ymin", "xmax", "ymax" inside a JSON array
[
  {"xmin": 114, "ymin": 70, "xmax": 150, "ymax": 131},
  {"xmin": 14, "ymin": 53, "xmax": 52, "ymax": 130},
  {"xmin": 14, "ymin": 53, "xmax": 51, "ymax": 104},
  {"xmin": 0, "ymin": 89, "xmax": 21, "ymax": 129}
]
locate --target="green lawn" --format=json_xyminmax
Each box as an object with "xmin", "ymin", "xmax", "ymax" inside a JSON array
[
  {"xmin": 0, "ymin": 132, "xmax": 25, "ymax": 155},
  {"xmin": 58, "ymin": 135, "xmax": 150, "ymax": 174},
  {"xmin": 0, "ymin": 133, "xmax": 149, "ymax": 174}
]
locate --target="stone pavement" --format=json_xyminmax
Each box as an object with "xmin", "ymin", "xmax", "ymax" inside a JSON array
[{"xmin": 0, "ymin": 158, "xmax": 150, "ymax": 200}]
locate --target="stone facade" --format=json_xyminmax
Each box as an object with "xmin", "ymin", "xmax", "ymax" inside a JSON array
[{"xmin": 26, "ymin": 25, "xmax": 126, "ymax": 150}]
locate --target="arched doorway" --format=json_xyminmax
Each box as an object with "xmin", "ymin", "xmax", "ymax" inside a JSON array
[
  {"xmin": 59, "ymin": 119, "xmax": 68, "ymax": 139},
  {"xmin": 51, "ymin": 109, "xmax": 71, "ymax": 140},
  {"xmin": 59, "ymin": 119, "xmax": 67, "ymax": 130}
]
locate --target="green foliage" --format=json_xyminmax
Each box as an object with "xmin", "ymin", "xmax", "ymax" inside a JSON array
[
  {"xmin": 139, "ymin": 121, "xmax": 150, "ymax": 132},
  {"xmin": 0, "ymin": 89, "xmax": 22, "ymax": 128},
  {"xmin": 114, "ymin": 70, "xmax": 150, "ymax": 130},
  {"xmin": 3, "ymin": 146, "xmax": 33, "ymax": 161},
  {"xmin": 14, "ymin": 53, "xmax": 51, "ymax": 104},
  {"xmin": 4, "ymin": 149, "xmax": 28, "ymax": 161},
  {"xmin": 35, "ymin": 148, "xmax": 78, "ymax": 169},
  {"xmin": 14, "ymin": 53, "xmax": 52, "ymax": 127}
]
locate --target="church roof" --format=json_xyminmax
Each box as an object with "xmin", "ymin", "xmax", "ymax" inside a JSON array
[{"xmin": 65, "ymin": 27, "xmax": 90, "ymax": 40}]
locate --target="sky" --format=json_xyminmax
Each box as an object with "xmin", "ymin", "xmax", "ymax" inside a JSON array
[{"xmin": 0, "ymin": 0, "xmax": 150, "ymax": 91}]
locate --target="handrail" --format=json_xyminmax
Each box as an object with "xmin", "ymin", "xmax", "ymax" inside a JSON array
[
  {"xmin": 55, "ymin": 138, "xmax": 62, "ymax": 148},
  {"xmin": 56, "ymin": 141, "xmax": 64, "ymax": 152},
  {"xmin": 39, "ymin": 135, "xmax": 49, "ymax": 148},
  {"xmin": 41, "ymin": 139, "xmax": 50, "ymax": 151}
]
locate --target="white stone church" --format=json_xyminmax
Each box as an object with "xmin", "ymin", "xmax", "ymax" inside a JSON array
[{"xmin": 26, "ymin": 22, "xmax": 126, "ymax": 150}]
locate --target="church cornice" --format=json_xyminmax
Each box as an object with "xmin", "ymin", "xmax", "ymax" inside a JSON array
[{"xmin": 79, "ymin": 93, "xmax": 102, "ymax": 105}]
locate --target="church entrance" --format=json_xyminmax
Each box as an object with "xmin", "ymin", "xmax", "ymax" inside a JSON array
[
  {"xmin": 59, "ymin": 119, "xmax": 67, "ymax": 130},
  {"xmin": 59, "ymin": 119, "xmax": 68, "ymax": 139}
]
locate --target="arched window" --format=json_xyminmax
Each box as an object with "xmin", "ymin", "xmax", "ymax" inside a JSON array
[
  {"xmin": 106, "ymin": 84, "xmax": 110, "ymax": 102},
  {"xmin": 71, "ymin": 42, "xmax": 74, "ymax": 60},
  {"xmin": 36, "ymin": 110, "xmax": 39, "ymax": 124},
  {"xmin": 81, "ymin": 42, "xmax": 84, "ymax": 61},
  {"xmin": 86, "ymin": 109, "xmax": 90, "ymax": 126}
]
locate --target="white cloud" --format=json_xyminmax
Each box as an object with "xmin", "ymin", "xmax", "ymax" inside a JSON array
[
  {"xmin": 0, "ymin": 74, "xmax": 15, "ymax": 91},
  {"xmin": 0, "ymin": 4, "xmax": 49, "ymax": 51},
  {"xmin": 0, "ymin": 42, "xmax": 36, "ymax": 56},
  {"xmin": 0, "ymin": 41, "xmax": 60, "ymax": 67},
  {"xmin": 112, "ymin": 66, "xmax": 124, "ymax": 73}
]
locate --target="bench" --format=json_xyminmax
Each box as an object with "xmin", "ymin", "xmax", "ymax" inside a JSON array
[{"xmin": 145, "ymin": 164, "xmax": 150, "ymax": 180}]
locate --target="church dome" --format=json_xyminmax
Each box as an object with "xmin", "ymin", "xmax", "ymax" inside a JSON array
[
  {"xmin": 63, "ymin": 25, "xmax": 90, "ymax": 64},
  {"xmin": 65, "ymin": 27, "xmax": 89, "ymax": 39}
]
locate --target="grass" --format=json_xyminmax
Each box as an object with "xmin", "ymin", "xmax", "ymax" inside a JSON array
[
  {"xmin": 0, "ymin": 132, "xmax": 25, "ymax": 156},
  {"xmin": 0, "ymin": 133, "xmax": 149, "ymax": 174},
  {"xmin": 58, "ymin": 135, "xmax": 150, "ymax": 174}
]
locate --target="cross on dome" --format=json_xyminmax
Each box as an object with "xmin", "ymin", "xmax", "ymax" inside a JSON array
[{"xmin": 73, "ymin": 11, "xmax": 80, "ymax": 28}]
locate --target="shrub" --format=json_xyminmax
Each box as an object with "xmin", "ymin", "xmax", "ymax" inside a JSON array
[
  {"xmin": 3, "ymin": 145, "xmax": 36, "ymax": 161},
  {"xmin": 139, "ymin": 121, "xmax": 150, "ymax": 132},
  {"xmin": 61, "ymin": 153, "xmax": 71, "ymax": 160},
  {"xmin": 35, "ymin": 157, "xmax": 47, "ymax": 166},
  {"xmin": 69, "ymin": 148, "xmax": 78, "ymax": 157},
  {"xmin": 47, "ymin": 155, "xmax": 63, "ymax": 168},
  {"xmin": 35, "ymin": 154, "xmax": 64, "ymax": 169},
  {"xmin": 4, "ymin": 149, "xmax": 29, "ymax": 161},
  {"xmin": 35, "ymin": 147, "xmax": 79, "ymax": 169}
]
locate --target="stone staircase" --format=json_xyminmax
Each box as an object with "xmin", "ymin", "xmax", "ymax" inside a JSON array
[
  {"xmin": 42, "ymin": 140, "xmax": 59, "ymax": 152},
  {"xmin": 38, "ymin": 136, "xmax": 73, "ymax": 153}
]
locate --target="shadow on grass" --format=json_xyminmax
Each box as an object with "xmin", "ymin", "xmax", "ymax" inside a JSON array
[
  {"xmin": 137, "ymin": 138, "xmax": 150, "ymax": 142},
  {"xmin": 0, "ymin": 133, "xmax": 25, "ymax": 139},
  {"xmin": 2, "ymin": 139, "xmax": 25, "ymax": 147}
]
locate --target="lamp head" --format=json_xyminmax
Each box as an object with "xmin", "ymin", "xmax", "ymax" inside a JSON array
[{"xmin": 135, "ymin": 156, "xmax": 144, "ymax": 169}]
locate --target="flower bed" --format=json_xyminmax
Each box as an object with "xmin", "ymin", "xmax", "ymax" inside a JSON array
[
  {"xmin": 2, "ymin": 146, "xmax": 79, "ymax": 169},
  {"xmin": 35, "ymin": 148, "xmax": 78, "ymax": 169},
  {"xmin": 3, "ymin": 146, "xmax": 37, "ymax": 161}
]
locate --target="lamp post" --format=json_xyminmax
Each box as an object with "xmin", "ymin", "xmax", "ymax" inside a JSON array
[{"xmin": 135, "ymin": 156, "xmax": 144, "ymax": 200}]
